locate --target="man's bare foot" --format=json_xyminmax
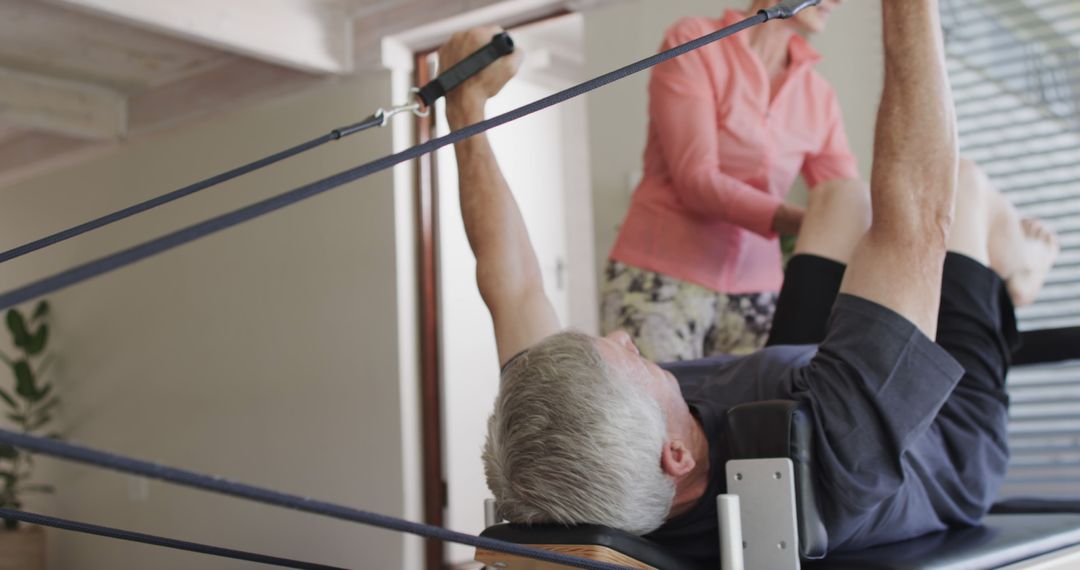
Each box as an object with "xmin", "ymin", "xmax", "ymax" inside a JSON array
[{"xmin": 1006, "ymin": 218, "xmax": 1060, "ymax": 307}]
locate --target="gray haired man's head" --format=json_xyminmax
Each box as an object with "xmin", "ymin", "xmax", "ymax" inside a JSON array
[{"xmin": 482, "ymin": 330, "xmax": 675, "ymax": 535}]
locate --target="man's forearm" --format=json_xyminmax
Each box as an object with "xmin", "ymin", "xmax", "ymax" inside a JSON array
[{"xmin": 448, "ymin": 104, "xmax": 545, "ymax": 306}]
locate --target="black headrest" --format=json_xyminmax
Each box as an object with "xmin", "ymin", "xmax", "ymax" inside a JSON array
[
  {"xmin": 480, "ymin": 523, "xmax": 699, "ymax": 570},
  {"xmin": 480, "ymin": 400, "xmax": 826, "ymax": 568},
  {"xmin": 726, "ymin": 400, "xmax": 828, "ymax": 559}
]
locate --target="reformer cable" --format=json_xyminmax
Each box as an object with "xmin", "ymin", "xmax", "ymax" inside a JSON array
[
  {"xmin": 0, "ymin": 34, "xmax": 514, "ymax": 266},
  {"xmin": 0, "ymin": 120, "xmax": 374, "ymax": 266},
  {"xmin": 0, "ymin": 508, "xmax": 346, "ymax": 570},
  {"xmin": 0, "ymin": 3, "xmax": 821, "ymax": 566},
  {"xmin": 0, "ymin": 8, "xmax": 795, "ymax": 312},
  {"xmin": 0, "ymin": 428, "xmax": 632, "ymax": 570}
]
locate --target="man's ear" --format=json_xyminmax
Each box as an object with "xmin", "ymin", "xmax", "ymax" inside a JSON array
[{"xmin": 660, "ymin": 439, "xmax": 696, "ymax": 478}]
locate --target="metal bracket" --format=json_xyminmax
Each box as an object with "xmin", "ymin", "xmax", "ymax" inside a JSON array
[
  {"xmin": 371, "ymin": 88, "xmax": 431, "ymax": 127},
  {"xmin": 485, "ymin": 498, "xmax": 500, "ymax": 528},
  {"xmin": 760, "ymin": 0, "xmax": 822, "ymax": 21},
  {"xmin": 372, "ymin": 103, "xmax": 424, "ymax": 127},
  {"xmin": 726, "ymin": 458, "xmax": 801, "ymax": 569},
  {"xmin": 483, "ymin": 499, "xmax": 500, "ymax": 570},
  {"xmin": 718, "ymin": 494, "xmax": 745, "ymax": 570}
]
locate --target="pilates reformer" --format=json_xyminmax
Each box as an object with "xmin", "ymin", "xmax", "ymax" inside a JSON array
[
  {"xmin": 0, "ymin": 2, "xmax": 831, "ymax": 568},
  {"xmin": 475, "ymin": 326, "xmax": 1080, "ymax": 570}
]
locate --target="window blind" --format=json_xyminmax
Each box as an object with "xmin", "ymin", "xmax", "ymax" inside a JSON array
[{"xmin": 941, "ymin": 0, "xmax": 1080, "ymax": 498}]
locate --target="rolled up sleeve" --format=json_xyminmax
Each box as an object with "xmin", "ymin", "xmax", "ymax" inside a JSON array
[{"xmin": 802, "ymin": 90, "xmax": 860, "ymax": 189}]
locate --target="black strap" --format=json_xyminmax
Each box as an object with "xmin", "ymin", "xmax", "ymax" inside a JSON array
[
  {"xmin": 0, "ymin": 10, "xmax": 792, "ymax": 570},
  {"xmin": 0, "ymin": 33, "xmax": 511, "ymax": 267},
  {"xmin": 416, "ymin": 33, "xmax": 515, "ymax": 107},
  {"xmin": 0, "ymin": 12, "xmax": 768, "ymax": 310},
  {"xmin": 0, "ymin": 1, "xmax": 805, "ymax": 268},
  {"xmin": 0, "ymin": 428, "xmax": 631, "ymax": 570},
  {"xmin": 0, "ymin": 508, "xmax": 345, "ymax": 569},
  {"xmin": 0, "ymin": 12, "xmax": 768, "ymax": 312},
  {"xmin": 0, "ymin": 115, "xmax": 385, "ymax": 266}
]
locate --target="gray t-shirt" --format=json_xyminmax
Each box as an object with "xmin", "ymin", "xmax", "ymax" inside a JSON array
[{"xmin": 645, "ymin": 295, "xmax": 985, "ymax": 568}]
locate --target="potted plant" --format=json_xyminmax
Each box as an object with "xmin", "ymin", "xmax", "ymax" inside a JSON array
[{"xmin": 0, "ymin": 301, "xmax": 57, "ymax": 570}]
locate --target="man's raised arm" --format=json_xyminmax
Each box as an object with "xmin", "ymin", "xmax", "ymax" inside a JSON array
[
  {"xmin": 440, "ymin": 28, "xmax": 561, "ymax": 365},
  {"xmin": 839, "ymin": 0, "xmax": 959, "ymax": 338}
]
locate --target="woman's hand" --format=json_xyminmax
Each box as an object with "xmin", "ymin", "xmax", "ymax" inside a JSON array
[{"xmin": 772, "ymin": 202, "xmax": 806, "ymax": 236}]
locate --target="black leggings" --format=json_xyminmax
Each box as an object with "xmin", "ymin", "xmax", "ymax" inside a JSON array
[
  {"xmin": 767, "ymin": 253, "xmax": 1019, "ymax": 369},
  {"xmin": 766, "ymin": 255, "xmax": 846, "ymax": 347}
]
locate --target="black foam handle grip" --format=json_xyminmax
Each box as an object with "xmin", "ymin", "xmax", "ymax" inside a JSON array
[
  {"xmin": 417, "ymin": 32, "xmax": 515, "ymax": 107},
  {"xmin": 760, "ymin": 0, "xmax": 822, "ymax": 20}
]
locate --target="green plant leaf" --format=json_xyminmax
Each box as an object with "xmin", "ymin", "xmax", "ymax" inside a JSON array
[
  {"xmin": 32, "ymin": 384, "xmax": 52, "ymax": 405},
  {"xmin": 0, "ymin": 471, "xmax": 15, "ymax": 487},
  {"xmin": 26, "ymin": 413, "xmax": 51, "ymax": 432},
  {"xmin": 32, "ymin": 301, "xmax": 49, "ymax": 320},
  {"xmin": 5, "ymin": 413, "xmax": 26, "ymax": 424},
  {"xmin": 25, "ymin": 324, "xmax": 48, "ymax": 356},
  {"xmin": 0, "ymin": 387, "xmax": 16, "ymax": 409},
  {"xmin": 32, "ymin": 396, "xmax": 59, "ymax": 418},
  {"xmin": 0, "ymin": 445, "xmax": 16, "ymax": 460},
  {"xmin": 12, "ymin": 360, "xmax": 35, "ymax": 400},
  {"xmin": 5, "ymin": 310, "xmax": 30, "ymax": 349}
]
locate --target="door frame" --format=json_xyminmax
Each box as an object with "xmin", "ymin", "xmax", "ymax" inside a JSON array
[{"xmin": 410, "ymin": 9, "xmax": 572, "ymax": 569}]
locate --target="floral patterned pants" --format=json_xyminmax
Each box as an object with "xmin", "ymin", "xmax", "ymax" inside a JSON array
[{"xmin": 600, "ymin": 261, "xmax": 778, "ymax": 362}]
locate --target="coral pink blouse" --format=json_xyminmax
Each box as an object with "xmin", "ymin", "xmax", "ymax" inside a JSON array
[{"xmin": 610, "ymin": 12, "xmax": 859, "ymax": 294}]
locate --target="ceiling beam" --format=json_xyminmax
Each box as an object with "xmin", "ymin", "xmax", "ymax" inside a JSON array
[
  {"xmin": 0, "ymin": 58, "xmax": 321, "ymax": 189},
  {"xmin": 0, "ymin": 67, "xmax": 127, "ymax": 140},
  {"xmin": 0, "ymin": 131, "xmax": 104, "ymax": 189},
  {"xmin": 46, "ymin": 0, "xmax": 353, "ymax": 75},
  {"xmin": 128, "ymin": 59, "xmax": 320, "ymax": 137},
  {"xmin": 355, "ymin": 0, "xmax": 625, "ymax": 70}
]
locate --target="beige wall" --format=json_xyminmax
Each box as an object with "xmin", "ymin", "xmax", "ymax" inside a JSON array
[
  {"xmin": 584, "ymin": 0, "xmax": 883, "ymax": 278},
  {"xmin": 0, "ymin": 74, "xmax": 422, "ymax": 569}
]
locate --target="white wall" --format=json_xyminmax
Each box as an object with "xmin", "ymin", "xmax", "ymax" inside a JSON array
[
  {"xmin": 583, "ymin": 0, "xmax": 884, "ymax": 278},
  {"xmin": 0, "ymin": 74, "xmax": 422, "ymax": 569}
]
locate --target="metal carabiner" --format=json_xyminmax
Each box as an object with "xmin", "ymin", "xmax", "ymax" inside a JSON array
[
  {"xmin": 409, "ymin": 87, "xmax": 431, "ymax": 119},
  {"xmin": 372, "ymin": 89, "xmax": 431, "ymax": 127},
  {"xmin": 373, "ymin": 102, "xmax": 419, "ymax": 127}
]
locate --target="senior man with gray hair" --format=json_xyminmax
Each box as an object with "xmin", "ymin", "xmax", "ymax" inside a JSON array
[{"xmin": 437, "ymin": 0, "xmax": 1059, "ymax": 566}]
